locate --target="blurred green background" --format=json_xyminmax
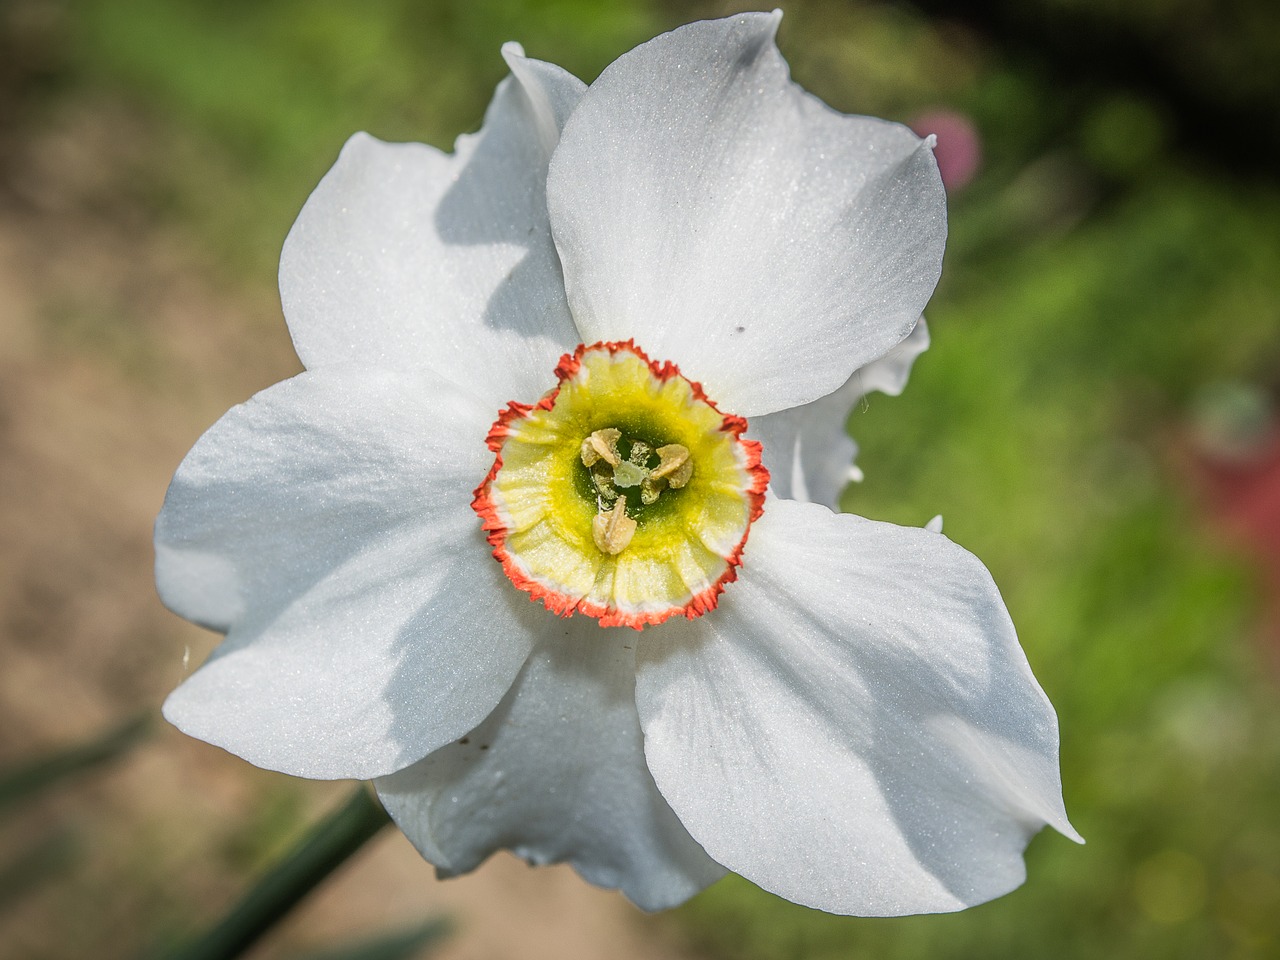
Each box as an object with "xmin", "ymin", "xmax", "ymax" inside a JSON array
[{"xmin": 1, "ymin": 0, "xmax": 1278, "ymax": 958}]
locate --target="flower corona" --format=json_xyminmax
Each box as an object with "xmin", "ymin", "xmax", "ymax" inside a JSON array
[{"xmin": 473, "ymin": 341, "xmax": 768, "ymax": 629}]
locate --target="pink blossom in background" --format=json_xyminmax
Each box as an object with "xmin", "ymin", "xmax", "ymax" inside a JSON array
[{"xmin": 911, "ymin": 110, "xmax": 982, "ymax": 191}]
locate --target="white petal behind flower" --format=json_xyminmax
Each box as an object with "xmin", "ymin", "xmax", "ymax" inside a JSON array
[
  {"xmin": 376, "ymin": 620, "xmax": 725, "ymax": 911},
  {"xmin": 636, "ymin": 499, "xmax": 1080, "ymax": 916},
  {"xmin": 546, "ymin": 12, "xmax": 946, "ymax": 416},
  {"xmin": 753, "ymin": 318, "xmax": 931, "ymax": 506}
]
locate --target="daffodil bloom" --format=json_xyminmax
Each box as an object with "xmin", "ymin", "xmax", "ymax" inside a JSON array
[{"xmin": 156, "ymin": 13, "xmax": 1079, "ymax": 916}]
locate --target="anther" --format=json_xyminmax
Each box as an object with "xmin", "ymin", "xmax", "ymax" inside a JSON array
[
  {"xmin": 592, "ymin": 498, "xmax": 636, "ymax": 555},
  {"xmin": 652, "ymin": 444, "xmax": 692, "ymax": 487},
  {"xmin": 581, "ymin": 428, "xmax": 622, "ymax": 468}
]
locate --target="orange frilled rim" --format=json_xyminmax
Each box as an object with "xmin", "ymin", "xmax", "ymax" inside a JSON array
[{"xmin": 471, "ymin": 340, "xmax": 769, "ymax": 629}]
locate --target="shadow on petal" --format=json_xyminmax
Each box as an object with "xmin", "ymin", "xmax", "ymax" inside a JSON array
[
  {"xmin": 434, "ymin": 69, "xmax": 579, "ymax": 338},
  {"xmin": 383, "ymin": 523, "xmax": 548, "ymax": 772}
]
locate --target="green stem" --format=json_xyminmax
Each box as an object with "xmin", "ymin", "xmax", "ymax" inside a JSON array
[{"xmin": 157, "ymin": 786, "xmax": 391, "ymax": 960}]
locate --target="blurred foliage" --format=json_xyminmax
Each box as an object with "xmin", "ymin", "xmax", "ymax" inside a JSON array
[
  {"xmin": 903, "ymin": 0, "xmax": 1280, "ymax": 173},
  {"xmin": 285, "ymin": 919, "xmax": 450, "ymax": 960},
  {"xmin": 0, "ymin": 716, "xmax": 149, "ymax": 919},
  {"xmin": 0, "ymin": 828, "xmax": 79, "ymax": 913},
  {"xmin": 58, "ymin": 0, "xmax": 663, "ymax": 275},
  {"xmin": 0, "ymin": 712, "xmax": 151, "ymax": 814},
  {"xmin": 1, "ymin": 0, "xmax": 1278, "ymax": 957}
]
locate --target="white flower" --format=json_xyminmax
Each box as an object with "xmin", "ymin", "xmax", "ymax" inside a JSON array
[{"xmin": 156, "ymin": 13, "xmax": 1079, "ymax": 916}]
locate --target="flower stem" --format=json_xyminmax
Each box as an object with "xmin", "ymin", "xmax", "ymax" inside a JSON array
[{"xmin": 156, "ymin": 786, "xmax": 391, "ymax": 960}]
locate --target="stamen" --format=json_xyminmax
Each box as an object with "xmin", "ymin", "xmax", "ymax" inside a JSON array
[
  {"xmin": 591, "ymin": 469, "xmax": 619, "ymax": 504},
  {"xmin": 652, "ymin": 444, "xmax": 692, "ymax": 487},
  {"xmin": 592, "ymin": 498, "xmax": 636, "ymax": 555},
  {"xmin": 581, "ymin": 428, "xmax": 622, "ymax": 468},
  {"xmin": 580, "ymin": 430, "xmax": 695, "ymax": 554}
]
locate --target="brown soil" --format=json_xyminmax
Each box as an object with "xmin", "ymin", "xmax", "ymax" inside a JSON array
[{"xmin": 0, "ymin": 98, "xmax": 700, "ymax": 960}]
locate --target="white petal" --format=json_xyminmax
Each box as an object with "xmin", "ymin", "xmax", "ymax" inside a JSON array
[
  {"xmin": 546, "ymin": 13, "xmax": 946, "ymax": 417},
  {"xmin": 635, "ymin": 499, "xmax": 1080, "ymax": 916},
  {"xmin": 158, "ymin": 367, "xmax": 542, "ymax": 779},
  {"xmin": 376, "ymin": 619, "xmax": 725, "ymax": 910},
  {"xmin": 751, "ymin": 318, "xmax": 929, "ymax": 506},
  {"xmin": 846, "ymin": 314, "xmax": 931, "ymax": 399},
  {"xmin": 280, "ymin": 48, "xmax": 586, "ymax": 411}
]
